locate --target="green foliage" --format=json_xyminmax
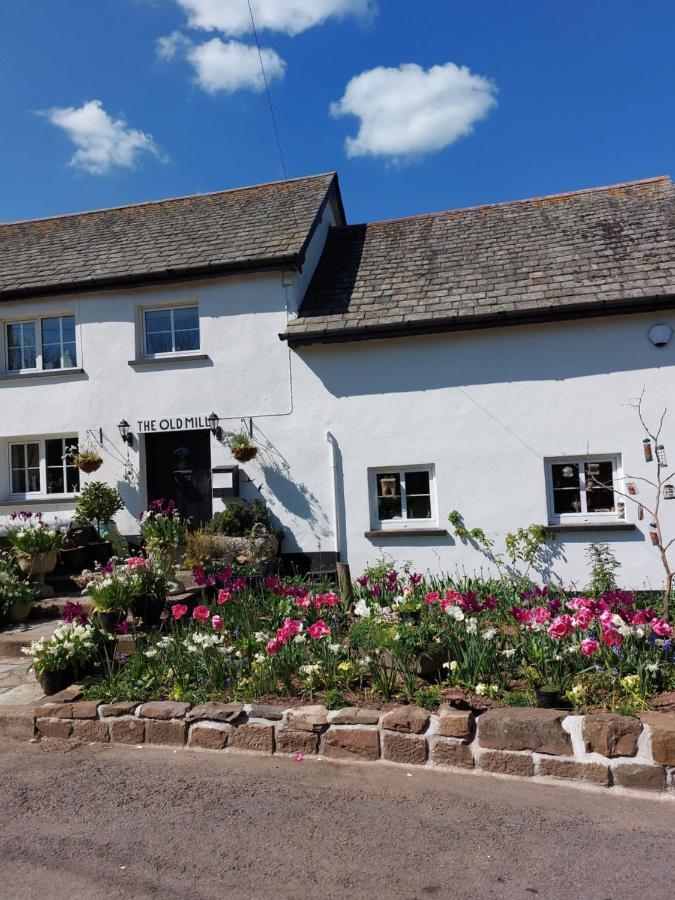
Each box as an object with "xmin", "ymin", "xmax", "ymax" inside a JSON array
[
  {"xmin": 414, "ymin": 685, "xmax": 442, "ymax": 710},
  {"xmin": 0, "ymin": 552, "xmax": 36, "ymax": 613},
  {"xmin": 504, "ymin": 524, "xmax": 552, "ymax": 566},
  {"xmin": 323, "ymin": 688, "xmax": 348, "ymax": 710},
  {"xmin": 586, "ymin": 542, "xmax": 621, "ymax": 597},
  {"xmin": 448, "ymin": 510, "xmax": 493, "ymax": 551},
  {"xmin": 207, "ymin": 500, "xmax": 283, "ymax": 541},
  {"xmin": 75, "ymin": 482, "xmax": 124, "ymax": 530}
]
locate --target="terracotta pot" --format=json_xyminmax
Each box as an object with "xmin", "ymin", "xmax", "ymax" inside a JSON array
[
  {"xmin": 7, "ymin": 601, "xmax": 32, "ymax": 625},
  {"xmin": 17, "ymin": 550, "xmax": 58, "ymax": 576}
]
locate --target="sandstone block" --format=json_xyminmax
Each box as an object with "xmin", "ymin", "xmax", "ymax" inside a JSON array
[
  {"xmin": 479, "ymin": 750, "xmax": 534, "ymax": 777},
  {"xmin": 538, "ymin": 757, "xmax": 609, "ymax": 785},
  {"xmin": 139, "ymin": 701, "xmax": 190, "ymax": 720},
  {"xmin": 583, "ymin": 714, "xmax": 641, "ymax": 757},
  {"xmin": 276, "ymin": 728, "xmax": 320, "ymax": 755},
  {"xmin": 612, "ymin": 763, "xmax": 666, "ymax": 791},
  {"xmin": 330, "ymin": 707, "xmax": 382, "ymax": 725},
  {"xmin": 381, "ymin": 705, "xmax": 429, "ymax": 735},
  {"xmin": 323, "ymin": 727, "xmax": 380, "ymax": 761},
  {"xmin": 382, "ymin": 731, "xmax": 428, "ymax": 765},
  {"xmin": 99, "ymin": 701, "xmax": 139, "ymax": 718},
  {"xmin": 248, "ymin": 704, "xmax": 285, "ymax": 721},
  {"xmin": 186, "ymin": 701, "xmax": 244, "ymax": 723},
  {"xmin": 36, "ymin": 718, "xmax": 72, "ymax": 739},
  {"xmin": 639, "ymin": 712, "xmax": 675, "ymax": 766},
  {"xmin": 478, "ymin": 708, "xmax": 571, "ymax": 756},
  {"xmin": 34, "ymin": 703, "xmax": 74, "ymax": 719},
  {"xmin": 437, "ymin": 706, "xmax": 473, "ymax": 740},
  {"xmin": 286, "ymin": 705, "xmax": 328, "ymax": 732},
  {"xmin": 70, "ymin": 701, "xmax": 101, "ymax": 720},
  {"xmin": 110, "ymin": 716, "xmax": 145, "ymax": 744},
  {"xmin": 189, "ymin": 723, "xmax": 231, "ymax": 750},
  {"xmin": 230, "ymin": 722, "xmax": 275, "ymax": 753},
  {"xmin": 431, "ymin": 738, "xmax": 474, "ymax": 768},
  {"xmin": 72, "ymin": 719, "xmax": 109, "ymax": 743}
]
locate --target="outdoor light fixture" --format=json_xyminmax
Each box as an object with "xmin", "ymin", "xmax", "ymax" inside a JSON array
[
  {"xmin": 207, "ymin": 412, "xmax": 223, "ymax": 441},
  {"xmin": 118, "ymin": 419, "xmax": 133, "ymax": 447}
]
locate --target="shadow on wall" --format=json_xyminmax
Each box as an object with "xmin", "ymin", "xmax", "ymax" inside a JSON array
[
  {"xmin": 248, "ymin": 425, "xmax": 332, "ymax": 551},
  {"xmin": 298, "ymin": 318, "xmax": 675, "ymax": 399}
]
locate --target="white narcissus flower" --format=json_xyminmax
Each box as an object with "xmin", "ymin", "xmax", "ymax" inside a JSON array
[
  {"xmin": 144, "ymin": 649, "xmax": 158, "ymax": 658},
  {"xmin": 445, "ymin": 605, "xmax": 464, "ymax": 622},
  {"xmin": 475, "ymin": 682, "xmax": 487, "ymax": 695},
  {"xmin": 481, "ymin": 627, "xmax": 497, "ymax": 641},
  {"xmin": 645, "ymin": 663, "xmax": 659, "ymax": 673},
  {"xmin": 501, "ymin": 648, "xmax": 516, "ymax": 658},
  {"xmin": 354, "ymin": 599, "xmax": 371, "ymax": 618},
  {"xmin": 328, "ymin": 643, "xmax": 341, "ymax": 653},
  {"xmin": 465, "ymin": 618, "xmax": 478, "ymax": 635}
]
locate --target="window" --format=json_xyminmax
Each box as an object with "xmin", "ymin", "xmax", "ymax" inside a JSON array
[
  {"xmin": 546, "ymin": 456, "xmax": 620, "ymax": 523},
  {"xmin": 5, "ymin": 316, "xmax": 77, "ymax": 372},
  {"xmin": 144, "ymin": 306, "xmax": 200, "ymax": 356},
  {"xmin": 370, "ymin": 466, "xmax": 436, "ymax": 528},
  {"xmin": 9, "ymin": 437, "xmax": 80, "ymax": 497}
]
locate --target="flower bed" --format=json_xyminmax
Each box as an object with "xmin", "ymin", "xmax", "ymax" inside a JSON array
[{"xmin": 67, "ymin": 564, "xmax": 675, "ymax": 715}]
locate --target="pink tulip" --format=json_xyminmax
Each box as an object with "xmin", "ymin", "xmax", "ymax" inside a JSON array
[
  {"xmin": 580, "ymin": 638, "xmax": 600, "ymax": 656},
  {"xmin": 211, "ymin": 615, "xmax": 224, "ymax": 630},
  {"xmin": 217, "ymin": 590, "xmax": 232, "ymax": 605},
  {"xmin": 171, "ymin": 604, "xmax": 188, "ymax": 620},
  {"xmin": 652, "ymin": 619, "xmax": 673, "ymax": 637},
  {"xmin": 192, "ymin": 605, "xmax": 210, "ymax": 622},
  {"xmin": 308, "ymin": 619, "xmax": 331, "ymax": 640}
]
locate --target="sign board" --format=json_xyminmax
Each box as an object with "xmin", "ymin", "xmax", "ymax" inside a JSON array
[{"xmin": 136, "ymin": 416, "xmax": 211, "ymax": 434}]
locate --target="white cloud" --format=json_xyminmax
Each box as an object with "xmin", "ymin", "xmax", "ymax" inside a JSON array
[
  {"xmin": 331, "ymin": 62, "xmax": 498, "ymax": 161},
  {"xmin": 156, "ymin": 30, "xmax": 193, "ymax": 61},
  {"xmin": 187, "ymin": 38, "xmax": 285, "ymax": 94},
  {"xmin": 42, "ymin": 100, "xmax": 164, "ymax": 174},
  {"xmin": 175, "ymin": 0, "xmax": 376, "ymax": 37}
]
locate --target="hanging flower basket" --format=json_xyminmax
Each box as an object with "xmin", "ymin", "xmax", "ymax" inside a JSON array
[
  {"xmin": 75, "ymin": 454, "xmax": 103, "ymax": 473},
  {"xmin": 231, "ymin": 445, "xmax": 258, "ymax": 463}
]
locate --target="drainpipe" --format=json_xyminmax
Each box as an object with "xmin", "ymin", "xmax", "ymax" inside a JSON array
[{"xmin": 326, "ymin": 431, "xmax": 341, "ymax": 558}]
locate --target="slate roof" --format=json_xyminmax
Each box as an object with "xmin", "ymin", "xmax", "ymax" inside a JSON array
[
  {"xmin": 283, "ymin": 176, "xmax": 675, "ymax": 345},
  {"xmin": 0, "ymin": 172, "xmax": 341, "ymax": 301}
]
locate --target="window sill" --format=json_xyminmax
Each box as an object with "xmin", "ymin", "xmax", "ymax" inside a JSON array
[
  {"xmin": 128, "ymin": 354, "xmax": 210, "ymax": 368},
  {"xmin": 365, "ymin": 528, "xmax": 449, "ymax": 539},
  {"xmin": 547, "ymin": 522, "xmax": 636, "ymax": 534},
  {"xmin": 0, "ymin": 367, "xmax": 85, "ymax": 382},
  {"xmin": 0, "ymin": 496, "xmax": 78, "ymax": 508}
]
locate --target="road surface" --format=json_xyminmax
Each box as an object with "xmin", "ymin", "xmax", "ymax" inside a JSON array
[{"xmin": 0, "ymin": 741, "xmax": 673, "ymax": 899}]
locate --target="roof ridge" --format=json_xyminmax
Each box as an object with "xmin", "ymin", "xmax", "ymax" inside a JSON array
[
  {"xmin": 0, "ymin": 171, "xmax": 336, "ymax": 228},
  {"xmin": 341, "ymin": 175, "xmax": 672, "ymax": 230}
]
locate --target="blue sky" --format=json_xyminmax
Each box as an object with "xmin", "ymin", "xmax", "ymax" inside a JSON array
[{"xmin": 1, "ymin": 0, "xmax": 674, "ymax": 225}]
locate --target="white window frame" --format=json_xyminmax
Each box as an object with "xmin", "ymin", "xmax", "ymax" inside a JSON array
[
  {"xmin": 545, "ymin": 454, "xmax": 622, "ymax": 525},
  {"xmin": 141, "ymin": 303, "xmax": 200, "ymax": 358},
  {"xmin": 368, "ymin": 465, "xmax": 437, "ymax": 529},
  {"xmin": 8, "ymin": 436, "xmax": 80, "ymax": 500},
  {"xmin": 4, "ymin": 314, "xmax": 78, "ymax": 374}
]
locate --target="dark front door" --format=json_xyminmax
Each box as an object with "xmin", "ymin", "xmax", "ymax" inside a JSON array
[{"xmin": 145, "ymin": 430, "xmax": 212, "ymax": 527}]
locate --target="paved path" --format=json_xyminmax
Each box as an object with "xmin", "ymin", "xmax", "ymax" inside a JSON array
[{"xmin": 0, "ymin": 742, "xmax": 673, "ymax": 899}]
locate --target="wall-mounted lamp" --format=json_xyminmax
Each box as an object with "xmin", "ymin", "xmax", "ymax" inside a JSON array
[
  {"xmin": 118, "ymin": 419, "xmax": 133, "ymax": 447},
  {"xmin": 207, "ymin": 411, "xmax": 223, "ymax": 441}
]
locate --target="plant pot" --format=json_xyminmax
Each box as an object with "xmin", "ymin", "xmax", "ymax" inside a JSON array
[
  {"xmin": 536, "ymin": 686, "xmax": 562, "ymax": 708},
  {"xmin": 231, "ymin": 446, "xmax": 257, "ymax": 463},
  {"xmin": 131, "ymin": 594, "xmax": 166, "ymax": 629},
  {"xmin": 40, "ymin": 666, "xmax": 74, "ymax": 696},
  {"xmin": 17, "ymin": 550, "xmax": 58, "ymax": 576},
  {"xmin": 6, "ymin": 601, "xmax": 32, "ymax": 625},
  {"xmin": 95, "ymin": 610, "xmax": 127, "ymax": 635},
  {"xmin": 76, "ymin": 457, "xmax": 103, "ymax": 473}
]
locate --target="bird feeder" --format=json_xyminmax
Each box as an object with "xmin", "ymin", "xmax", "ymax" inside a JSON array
[
  {"xmin": 649, "ymin": 522, "xmax": 659, "ymax": 545},
  {"xmin": 643, "ymin": 438, "xmax": 653, "ymax": 462},
  {"xmin": 656, "ymin": 444, "xmax": 668, "ymax": 467},
  {"xmin": 664, "ymin": 485, "xmax": 675, "ymax": 500}
]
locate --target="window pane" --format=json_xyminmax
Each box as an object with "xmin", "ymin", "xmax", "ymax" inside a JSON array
[
  {"xmin": 23, "ymin": 323, "xmax": 36, "ymax": 348},
  {"xmin": 586, "ymin": 461, "xmax": 615, "ymax": 512},
  {"xmin": 26, "ymin": 468, "xmax": 40, "ymax": 492},
  {"xmin": 146, "ymin": 332, "xmax": 173, "ymax": 354},
  {"xmin": 26, "ymin": 443, "xmax": 39, "ymax": 468},
  {"xmin": 173, "ymin": 307, "xmax": 198, "ymax": 330},
  {"xmin": 405, "ymin": 471, "xmax": 430, "ymax": 495},
  {"xmin": 46, "ymin": 469, "xmax": 64, "ymax": 494},
  {"xmin": 61, "ymin": 316, "xmax": 75, "ymax": 343},
  {"xmin": 10, "ymin": 444, "xmax": 24, "ymax": 470},
  {"xmin": 66, "ymin": 465, "xmax": 81, "ymax": 493},
  {"xmin": 46, "ymin": 439, "xmax": 64, "ymax": 467},
  {"xmin": 7, "ymin": 324, "xmax": 22, "ymax": 349},
  {"xmin": 174, "ymin": 328, "xmax": 199, "ymax": 351},
  {"xmin": 407, "ymin": 496, "xmax": 432, "ymax": 519},
  {"xmin": 377, "ymin": 472, "xmax": 402, "ymax": 520},
  {"xmin": 42, "ymin": 343, "xmax": 62, "ymax": 369},
  {"xmin": 145, "ymin": 310, "xmax": 172, "ymax": 334},
  {"xmin": 551, "ymin": 463, "xmax": 582, "ymax": 514},
  {"xmin": 41, "ymin": 318, "xmax": 61, "ymax": 343},
  {"xmin": 63, "ymin": 342, "xmax": 77, "ymax": 367},
  {"xmin": 8, "ymin": 348, "xmax": 22, "ymax": 371},
  {"xmin": 11, "ymin": 469, "xmax": 26, "ymax": 494}
]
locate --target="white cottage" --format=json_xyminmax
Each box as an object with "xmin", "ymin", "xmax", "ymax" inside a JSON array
[{"xmin": 1, "ymin": 172, "xmax": 675, "ymax": 588}]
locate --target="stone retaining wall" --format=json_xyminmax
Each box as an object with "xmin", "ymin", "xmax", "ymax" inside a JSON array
[{"xmin": 30, "ymin": 698, "xmax": 675, "ymax": 796}]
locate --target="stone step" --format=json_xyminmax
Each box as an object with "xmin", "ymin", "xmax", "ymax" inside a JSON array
[{"xmin": 0, "ymin": 618, "xmax": 61, "ymax": 659}]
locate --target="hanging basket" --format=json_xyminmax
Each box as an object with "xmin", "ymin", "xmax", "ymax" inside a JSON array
[
  {"xmin": 76, "ymin": 455, "xmax": 103, "ymax": 473},
  {"xmin": 231, "ymin": 446, "xmax": 258, "ymax": 463}
]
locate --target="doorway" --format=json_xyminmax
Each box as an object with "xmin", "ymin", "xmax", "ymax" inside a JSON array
[{"xmin": 145, "ymin": 430, "xmax": 212, "ymax": 527}]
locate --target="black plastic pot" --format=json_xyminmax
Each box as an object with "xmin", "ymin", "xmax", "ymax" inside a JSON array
[
  {"xmin": 40, "ymin": 666, "xmax": 74, "ymax": 696},
  {"xmin": 131, "ymin": 594, "xmax": 166, "ymax": 629},
  {"xmin": 536, "ymin": 685, "xmax": 562, "ymax": 708},
  {"xmin": 96, "ymin": 610, "xmax": 127, "ymax": 635}
]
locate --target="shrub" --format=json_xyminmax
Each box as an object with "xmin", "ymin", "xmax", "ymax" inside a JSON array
[
  {"xmin": 208, "ymin": 500, "xmax": 283, "ymax": 542},
  {"xmin": 75, "ymin": 482, "xmax": 124, "ymax": 533}
]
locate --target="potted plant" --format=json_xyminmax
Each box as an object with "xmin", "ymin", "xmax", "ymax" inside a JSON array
[
  {"xmin": 124, "ymin": 556, "xmax": 173, "ymax": 629},
  {"xmin": 74, "ymin": 481, "xmax": 124, "ymax": 537},
  {"xmin": 140, "ymin": 499, "xmax": 188, "ymax": 569},
  {"xmin": 0, "ymin": 552, "xmax": 37, "ymax": 624},
  {"xmin": 22, "ymin": 620, "xmax": 98, "ymax": 695},
  {"xmin": 69, "ymin": 442, "xmax": 103, "ymax": 474},
  {"xmin": 81, "ymin": 562, "xmax": 130, "ymax": 634},
  {"xmin": 535, "ymin": 683, "xmax": 563, "ymax": 708},
  {"xmin": 4, "ymin": 512, "xmax": 64, "ymax": 598},
  {"xmin": 226, "ymin": 430, "xmax": 258, "ymax": 463}
]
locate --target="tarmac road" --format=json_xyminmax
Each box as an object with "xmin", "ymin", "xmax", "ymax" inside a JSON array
[{"xmin": 0, "ymin": 741, "xmax": 673, "ymax": 899}]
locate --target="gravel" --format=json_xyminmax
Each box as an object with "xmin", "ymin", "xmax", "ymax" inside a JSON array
[{"xmin": 1, "ymin": 741, "xmax": 674, "ymax": 899}]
